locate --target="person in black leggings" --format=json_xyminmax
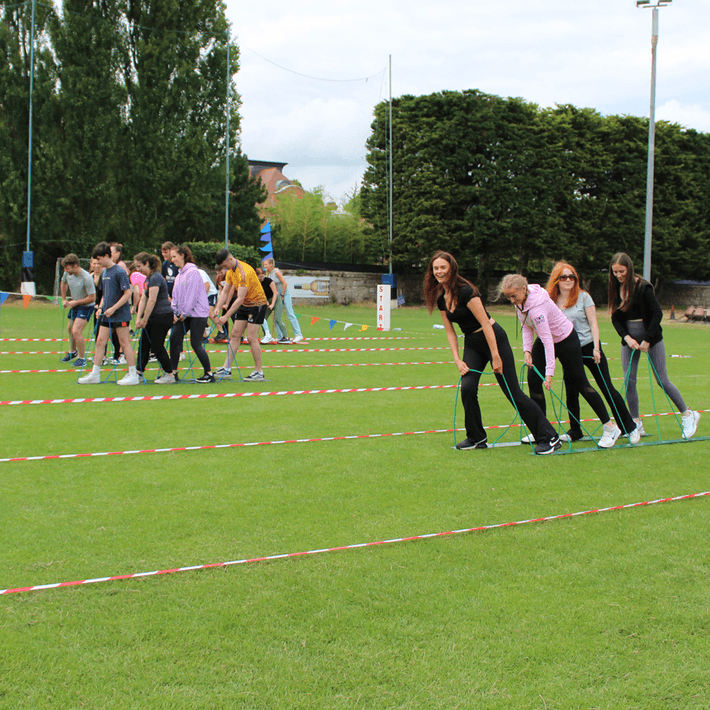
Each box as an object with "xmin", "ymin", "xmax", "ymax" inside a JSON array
[{"xmin": 424, "ymin": 251, "xmax": 560, "ymax": 455}]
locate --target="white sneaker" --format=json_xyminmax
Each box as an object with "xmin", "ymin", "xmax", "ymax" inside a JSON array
[
  {"xmin": 521, "ymin": 433, "xmax": 536, "ymax": 444},
  {"xmin": 293, "ymin": 335, "xmax": 304, "ymax": 343},
  {"xmin": 179, "ymin": 352, "xmax": 186, "ymax": 361},
  {"xmin": 682, "ymin": 410, "xmax": 700, "ymax": 439},
  {"xmin": 599, "ymin": 423, "xmax": 621, "ymax": 449},
  {"xmin": 117, "ymin": 354, "xmax": 127, "ymax": 365},
  {"xmin": 154, "ymin": 372, "xmax": 177, "ymax": 384},
  {"xmin": 559, "ymin": 433, "xmax": 571, "ymax": 443},
  {"xmin": 77, "ymin": 372, "xmax": 100, "ymax": 385},
  {"xmin": 628, "ymin": 422, "xmax": 642, "ymax": 445},
  {"xmin": 261, "ymin": 336, "xmax": 275, "ymax": 344},
  {"xmin": 633, "ymin": 418, "xmax": 646, "ymax": 437},
  {"xmin": 117, "ymin": 372, "xmax": 140, "ymax": 386}
]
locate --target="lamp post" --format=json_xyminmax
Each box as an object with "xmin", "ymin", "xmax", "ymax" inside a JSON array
[{"xmin": 635, "ymin": 0, "xmax": 672, "ymax": 282}]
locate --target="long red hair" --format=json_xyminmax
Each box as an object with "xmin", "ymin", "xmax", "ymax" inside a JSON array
[{"xmin": 546, "ymin": 262, "xmax": 580, "ymax": 309}]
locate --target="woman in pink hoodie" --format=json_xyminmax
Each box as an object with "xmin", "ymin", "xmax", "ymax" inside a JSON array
[
  {"xmin": 499, "ymin": 274, "xmax": 621, "ymax": 449},
  {"xmin": 169, "ymin": 245, "xmax": 214, "ymax": 383}
]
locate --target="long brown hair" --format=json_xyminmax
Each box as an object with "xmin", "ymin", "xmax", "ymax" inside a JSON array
[
  {"xmin": 133, "ymin": 252, "xmax": 160, "ymax": 274},
  {"xmin": 608, "ymin": 252, "xmax": 637, "ymax": 314},
  {"xmin": 423, "ymin": 251, "xmax": 479, "ymax": 314},
  {"xmin": 546, "ymin": 262, "xmax": 580, "ymax": 309}
]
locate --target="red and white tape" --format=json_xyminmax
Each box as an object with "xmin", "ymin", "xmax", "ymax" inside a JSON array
[{"xmin": 2, "ymin": 490, "xmax": 707, "ymax": 595}]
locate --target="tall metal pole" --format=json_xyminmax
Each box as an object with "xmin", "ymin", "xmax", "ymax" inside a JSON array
[
  {"xmin": 26, "ymin": 0, "xmax": 36, "ymax": 254},
  {"xmin": 224, "ymin": 37, "xmax": 231, "ymax": 248},
  {"xmin": 642, "ymin": 8, "xmax": 659, "ymax": 282},
  {"xmin": 388, "ymin": 55, "xmax": 393, "ymax": 275}
]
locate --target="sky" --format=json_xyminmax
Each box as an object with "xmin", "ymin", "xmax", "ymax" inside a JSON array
[{"xmin": 224, "ymin": 0, "xmax": 710, "ymax": 204}]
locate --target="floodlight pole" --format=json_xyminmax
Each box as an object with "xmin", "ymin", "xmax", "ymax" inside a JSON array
[
  {"xmin": 636, "ymin": 0, "xmax": 671, "ymax": 282},
  {"xmin": 225, "ymin": 36, "xmax": 231, "ymax": 248},
  {"xmin": 388, "ymin": 54, "xmax": 393, "ymax": 275}
]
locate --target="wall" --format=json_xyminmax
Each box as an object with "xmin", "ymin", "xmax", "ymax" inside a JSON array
[{"xmin": 283, "ymin": 270, "xmax": 385, "ymax": 306}]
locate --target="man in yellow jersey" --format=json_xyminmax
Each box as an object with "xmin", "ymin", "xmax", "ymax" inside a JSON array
[{"xmin": 213, "ymin": 248, "xmax": 268, "ymax": 381}]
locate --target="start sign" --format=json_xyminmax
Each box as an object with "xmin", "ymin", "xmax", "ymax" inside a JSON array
[{"xmin": 376, "ymin": 284, "xmax": 391, "ymax": 331}]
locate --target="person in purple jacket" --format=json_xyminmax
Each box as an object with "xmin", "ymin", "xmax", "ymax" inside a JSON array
[
  {"xmin": 168, "ymin": 245, "xmax": 214, "ymax": 383},
  {"xmin": 499, "ymin": 274, "xmax": 622, "ymax": 449}
]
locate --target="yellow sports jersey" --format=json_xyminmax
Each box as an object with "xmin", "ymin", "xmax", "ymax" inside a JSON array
[{"xmin": 225, "ymin": 260, "xmax": 268, "ymax": 307}]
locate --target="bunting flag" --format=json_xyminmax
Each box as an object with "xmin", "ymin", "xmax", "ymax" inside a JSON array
[
  {"xmin": 260, "ymin": 221, "xmax": 271, "ymax": 236},
  {"xmin": 0, "ymin": 293, "xmax": 8, "ymax": 306},
  {"xmin": 259, "ymin": 242, "xmax": 273, "ymax": 252},
  {"xmin": 310, "ymin": 317, "xmax": 320, "ymax": 327},
  {"xmin": 343, "ymin": 323, "xmax": 353, "ymax": 330},
  {"xmin": 329, "ymin": 320, "xmax": 337, "ymax": 330},
  {"xmin": 360, "ymin": 325, "xmax": 369, "ymax": 331},
  {"xmin": 23, "ymin": 294, "xmax": 32, "ymax": 308}
]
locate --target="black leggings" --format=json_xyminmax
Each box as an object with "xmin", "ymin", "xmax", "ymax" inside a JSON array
[
  {"xmin": 169, "ymin": 317, "xmax": 211, "ymax": 374},
  {"xmin": 566, "ymin": 342, "xmax": 635, "ymax": 435},
  {"xmin": 528, "ymin": 330, "xmax": 610, "ymax": 425},
  {"xmin": 460, "ymin": 323, "xmax": 556, "ymax": 445},
  {"xmin": 138, "ymin": 312, "xmax": 173, "ymax": 375}
]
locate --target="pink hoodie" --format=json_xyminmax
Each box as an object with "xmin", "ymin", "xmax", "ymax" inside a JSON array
[{"xmin": 515, "ymin": 284, "xmax": 573, "ymax": 377}]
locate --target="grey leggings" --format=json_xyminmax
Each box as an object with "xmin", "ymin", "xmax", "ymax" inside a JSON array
[{"xmin": 620, "ymin": 321, "xmax": 686, "ymax": 419}]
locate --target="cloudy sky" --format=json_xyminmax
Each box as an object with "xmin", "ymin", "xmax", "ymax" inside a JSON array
[{"xmin": 224, "ymin": 0, "xmax": 710, "ymax": 204}]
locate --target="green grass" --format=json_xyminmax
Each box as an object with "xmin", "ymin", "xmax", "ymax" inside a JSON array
[{"xmin": 0, "ymin": 301, "xmax": 708, "ymax": 709}]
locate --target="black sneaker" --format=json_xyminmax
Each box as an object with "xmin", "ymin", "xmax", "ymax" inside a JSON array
[
  {"xmin": 455, "ymin": 438, "xmax": 487, "ymax": 450},
  {"xmin": 60, "ymin": 350, "xmax": 77, "ymax": 363},
  {"xmin": 535, "ymin": 436, "xmax": 562, "ymax": 455},
  {"xmin": 195, "ymin": 373, "xmax": 216, "ymax": 383}
]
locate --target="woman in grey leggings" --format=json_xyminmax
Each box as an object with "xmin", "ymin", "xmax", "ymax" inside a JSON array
[{"xmin": 609, "ymin": 252, "xmax": 700, "ymax": 439}]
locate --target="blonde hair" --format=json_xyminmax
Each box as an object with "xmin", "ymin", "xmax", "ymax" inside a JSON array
[
  {"xmin": 262, "ymin": 257, "xmax": 275, "ymax": 268},
  {"xmin": 495, "ymin": 274, "xmax": 527, "ymax": 301}
]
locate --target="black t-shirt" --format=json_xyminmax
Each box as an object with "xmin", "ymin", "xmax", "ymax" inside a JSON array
[
  {"xmin": 261, "ymin": 277, "xmax": 275, "ymax": 304},
  {"xmin": 437, "ymin": 283, "xmax": 489, "ymax": 335},
  {"xmin": 162, "ymin": 260, "xmax": 179, "ymax": 297}
]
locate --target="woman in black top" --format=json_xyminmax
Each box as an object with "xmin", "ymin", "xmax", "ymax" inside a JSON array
[
  {"xmin": 609, "ymin": 252, "xmax": 700, "ymax": 439},
  {"xmin": 424, "ymin": 251, "xmax": 559, "ymax": 455}
]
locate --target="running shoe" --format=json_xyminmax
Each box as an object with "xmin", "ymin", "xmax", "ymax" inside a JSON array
[
  {"xmin": 179, "ymin": 352, "xmax": 186, "ymax": 361},
  {"xmin": 195, "ymin": 373, "xmax": 216, "ymax": 383},
  {"xmin": 117, "ymin": 372, "xmax": 140, "ymax": 386},
  {"xmin": 682, "ymin": 410, "xmax": 700, "ymax": 439},
  {"xmin": 215, "ymin": 367, "xmax": 232, "ymax": 380},
  {"xmin": 60, "ymin": 350, "xmax": 77, "ymax": 363},
  {"xmin": 243, "ymin": 370, "xmax": 265, "ymax": 381},
  {"xmin": 117, "ymin": 354, "xmax": 127, "ymax": 365},
  {"xmin": 72, "ymin": 358, "xmax": 87, "ymax": 368},
  {"xmin": 455, "ymin": 438, "xmax": 487, "ymax": 450},
  {"xmin": 261, "ymin": 335, "xmax": 275, "ymax": 344},
  {"xmin": 154, "ymin": 372, "xmax": 177, "ymax": 384},
  {"xmin": 77, "ymin": 371, "xmax": 100, "ymax": 385},
  {"xmin": 277, "ymin": 337, "xmax": 291, "ymax": 344},
  {"xmin": 633, "ymin": 419, "xmax": 647, "ymax": 437},
  {"xmin": 598, "ymin": 423, "xmax": 622, "ymax": 449},
  {"xmin": 521, "ymin": 433, "xmax": 536, "ymax": 444},
  {"xmin": 566, "ymin": 428, "xmax": 584, "ymax": 442},
  {"xmin": 534, "ymin": 437, "xmax": 561, "ymax": 455},
  {"xmin": 293, "ymin": 335, "xmax": 304, "ymax": 343},
  {"xmin": 148, "ymin": 355, "xmax": 158, "ymax": 363},
  {"xmin": 628, "ymin": 422, "xmax": 642, "ymax": 445}
]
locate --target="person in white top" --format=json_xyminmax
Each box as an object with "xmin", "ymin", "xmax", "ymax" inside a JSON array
[
  {"xmin": 546, "ymin": 262, "xmax": 640, "ymax": 445},
  {"xmin": 262, "ymin": 257, "xmax": 304, "ymax": 342}
]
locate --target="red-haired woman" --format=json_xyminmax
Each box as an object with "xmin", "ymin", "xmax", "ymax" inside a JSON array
[
  {"xmin": 424, "ymin": 251, "xmax": 559, "ymax": 455},
  {"xmin": 609, "ymin": 252, "xmax": 700, "ymax": 439},
  {"xmin": 547, "ymin": 262, "xmax": 640, "ymax": 444}
]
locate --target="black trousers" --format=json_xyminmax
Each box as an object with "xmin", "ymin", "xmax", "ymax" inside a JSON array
[
  {"xmin": 528, "ymin": 330, "xmax": 610, "ymax": 425},
  {"xmin": 565, "ymin": 342, "xmax": 635, "ymax": 435},
  {"xmin": 138, "ymin": 312, "xmax": 173, "ymax": 375},
  {"xmin": 460, "ymin": 323, "xmax": 556, "ymax": 444},
  {"xmin": 169, "ymin": 317, "xmax": 211, "ymax": 374}
]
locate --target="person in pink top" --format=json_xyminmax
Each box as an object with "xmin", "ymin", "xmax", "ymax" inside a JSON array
[
  {"xmin": 498, "ymin": 274, "xmax": 622, "ymax": 449},
  {"xmin": 168, "ymin": 245, "xmax": 214, "ymax": 384}
]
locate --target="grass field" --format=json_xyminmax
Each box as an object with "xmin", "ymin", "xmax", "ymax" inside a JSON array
[{"xmin": 0, "ymin": 299, "xmax": 708, "ymax": 709}]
